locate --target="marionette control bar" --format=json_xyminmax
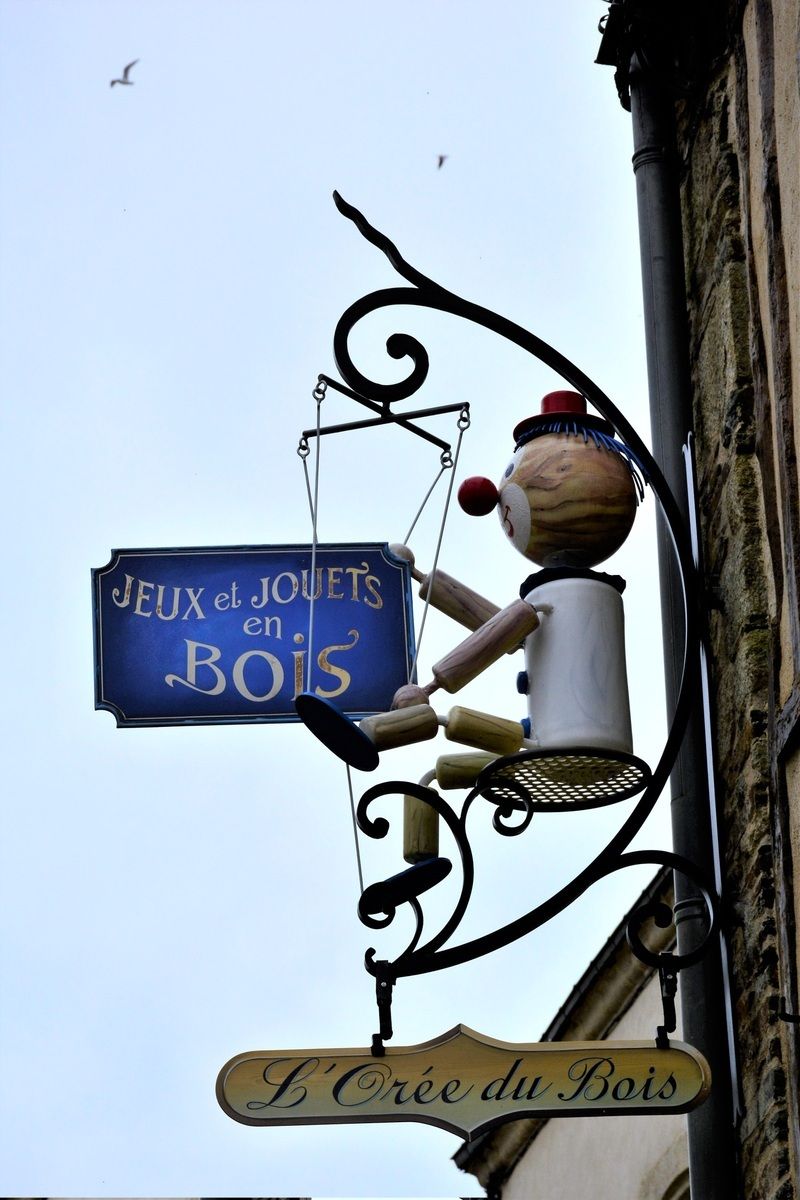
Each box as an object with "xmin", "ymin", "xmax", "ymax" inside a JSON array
[{"xmin": 301, "ymin": 374, "xmax": 468, "ymax": 454}]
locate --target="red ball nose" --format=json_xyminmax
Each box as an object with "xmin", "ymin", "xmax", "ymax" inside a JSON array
[{"xmin": 458, "ymin": 476, "xmax": 500, "ymax": 516}]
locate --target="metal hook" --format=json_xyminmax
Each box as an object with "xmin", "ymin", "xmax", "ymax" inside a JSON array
[
  {"xmin": 371, "ymin": 961, "xmax": 395, "ymax": 1057},
  {"xmin": 656, "ymin": 962, "xmax": 678, "ymax": 1049}
]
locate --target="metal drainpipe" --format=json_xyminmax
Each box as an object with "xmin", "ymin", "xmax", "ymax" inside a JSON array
[{"xmin": 628, "ymin": 58, "xmax": 739, "ymax": 1198}]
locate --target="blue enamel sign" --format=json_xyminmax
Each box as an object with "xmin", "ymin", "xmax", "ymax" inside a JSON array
[{"xmin": 92, "ymin": 544, "xmax": 415, "ymax": 728}]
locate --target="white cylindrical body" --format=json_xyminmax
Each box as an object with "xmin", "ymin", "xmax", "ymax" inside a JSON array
[{"xmin": 522, "ymin": 574, "xmax": 632, "ymax": 754}]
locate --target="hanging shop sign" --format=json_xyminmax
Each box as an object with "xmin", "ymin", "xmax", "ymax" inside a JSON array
[
  {"xmin": 216, "ymin": 1025, "xmax": 711, "ymax": 1140},
  {"xmin": 92, "ymin": 544, "xmax": 415, "ymax": 728}
]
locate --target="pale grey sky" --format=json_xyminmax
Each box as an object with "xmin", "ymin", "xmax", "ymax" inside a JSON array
[{"xmin": 0, "ymin": 1, "xmax": 670, "ymax": 1194}]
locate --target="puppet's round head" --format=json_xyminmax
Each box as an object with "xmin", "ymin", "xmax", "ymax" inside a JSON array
[{"xmin": 458, "ymin": 391, "xmax": 641, "ymax": 568}]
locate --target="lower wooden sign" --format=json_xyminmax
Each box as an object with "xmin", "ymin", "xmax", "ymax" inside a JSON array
[{"xmin": 216, "ymin": 1025, "xmax": 711, "ymax": 1140}]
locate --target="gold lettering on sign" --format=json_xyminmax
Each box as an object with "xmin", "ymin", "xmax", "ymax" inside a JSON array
[
  {"xmin": 164, "ymin": 633, "xmax": 363, "ymax": 702},
  {"xmin": 217, "ymin": 1026, "xmax": 711, "ymax": 1141},
  {"xmin": 315, "ymin": 630, "xmax": 359, "ymax": 699},
  {"xmin": 110, "ymin": 574, "xmax": 207, "ymax": 620},
  {"xmin": 249, "ymin": 567, "xmax": 383, "ymax": 610}
]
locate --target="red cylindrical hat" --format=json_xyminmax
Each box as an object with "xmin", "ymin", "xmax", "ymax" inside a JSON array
[
  {"xmin": 513, "ymin": 390, "xmax": 612, "ymax": 445},
  {"xmin": 540, "ymin": 390, "xmax": 587, "ymax": 416}
]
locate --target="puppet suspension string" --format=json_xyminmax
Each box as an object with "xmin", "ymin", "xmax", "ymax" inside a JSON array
[
  {"xmin": 298, "ymin": 379, "xmax": 326, "ymax": 692},
  {"xmin": 299, "ymin": 379, "xmax": 366, "ymax": 897},
  {"xmin": 297, "ymin": 390, "xmax": 469, "ymax": 888},
  {"xmin": 346, "ymin": 765, "xmax": 365, "ymax": 895},
  {"xmin": 403, "ymin": 451, "xmax": 452, "ymax": 546},
  {"xmin": 408, "ymin": 404, "xmax": 470, "ymax": 680}
]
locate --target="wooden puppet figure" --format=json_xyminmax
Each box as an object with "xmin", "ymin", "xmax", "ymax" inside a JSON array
[{"xmin": 296, "ymin": 391, "xmax": 644, "ymax": 837}]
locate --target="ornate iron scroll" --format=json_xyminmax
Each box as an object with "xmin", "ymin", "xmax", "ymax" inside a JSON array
[{"xmin": 322, "ymin": 192, "xmax": 716, "ymax": 1043}]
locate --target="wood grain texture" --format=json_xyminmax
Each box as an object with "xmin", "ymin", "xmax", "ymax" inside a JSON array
[
  {"xmin": 360, "ymin": 702, "xmax": 439, "ymax": 750},
  {"xmin": 445, "ymin": 706, "xmax": 525, "ymax": 755},
  {"xmin": 503, "ymin": 435, "xmax": 638, "ymax": 567},
  {"xmin": 388, "ymin": 543, "xmax": 500, "ymax": 632},
  {"xmin": 403, "ymin": 792, "xmax": 440, "ymax": 863},
  {"xmin": 419, "ymin": 568, "xmax": 501, "ymax": 631},
  {"xmin": 432, "ymin": 599, "xmax": 539, "ymax": 693},
  {"xmin": 435, "ymin": 751, "xmax": 498, "ymax": 789}
]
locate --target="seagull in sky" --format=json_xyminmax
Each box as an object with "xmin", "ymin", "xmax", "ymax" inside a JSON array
[
  {"xmin": 110, "ymin": 59, "xmax": 139, "ymax": 87},
  {"xmin": 437, "ymin": 154, "xmax": 448, "ymax": 169}
]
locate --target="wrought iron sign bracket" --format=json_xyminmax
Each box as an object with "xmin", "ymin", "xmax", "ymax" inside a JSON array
[{"xmin": 313, "ymin": 191, "xmax": 723, "ymax": 1053}]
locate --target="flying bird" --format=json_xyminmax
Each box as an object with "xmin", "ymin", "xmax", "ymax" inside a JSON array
[
  {"xmin": 110, "ymin": 59, "xmax": 139, "ymax": 87},
  {"xmin": 437, "ymin": 154, "xmax": 448, "ymax": 170}
]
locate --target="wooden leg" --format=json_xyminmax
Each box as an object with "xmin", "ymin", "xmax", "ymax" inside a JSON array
[
  {"xmin": 444, "ymin": 705, "xmax": 526, "ymax": 755},
  {"xmin": 435, "ymin": 751, "xmax": 498, "ymax": 789},
  {"xmin": 403, "ymin": 792, "xmax": 439, "ymax": 863},
  {"xmin": 359, "ymin": 703, "xmax": 440, "ymax": 751}
]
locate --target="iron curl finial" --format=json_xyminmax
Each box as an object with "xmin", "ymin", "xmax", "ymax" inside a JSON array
[
  {"xmin": 622, "ymin": 851, "xmax": 719, "ymax": 971},
  {"xmin": 356, "ymin": 780, "xmax": 475, "ymax": 974},
  {"xmin": 329, "ymin": 194, "xmax": 718, "ymax": 1005},
  {"xmin": 331, "ymin": 190, "xmax": 444, "ymax": 405}
]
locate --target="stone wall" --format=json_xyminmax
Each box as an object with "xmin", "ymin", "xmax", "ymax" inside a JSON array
[{"xmin": 676, "ymin": 0, "xmax": 800, "ymax": 1195}]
